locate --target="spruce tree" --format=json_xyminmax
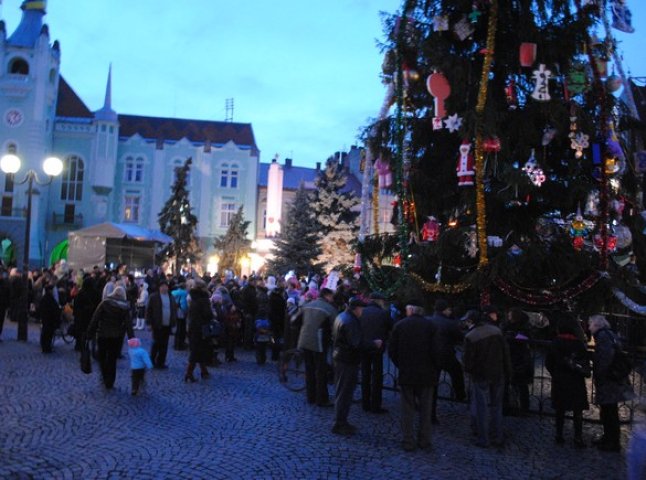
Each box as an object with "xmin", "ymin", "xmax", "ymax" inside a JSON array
[
  {"xmin": 311, "ymin": 158, "xmax": 360, "ymax": 270},
  {"xmin": 158, "ymin": 157, "xmax": 201, "ymax": 273},
  {"xmin": 358, "ymin": 1, "xmax": 643, "ymax": 310},
  {"xmin": 266, "ymin": 184, "xmax": 324, "ymax": 277},
  {"xmin": 213, "ymin": 206, "xmax": 251, "ymax": 276}
]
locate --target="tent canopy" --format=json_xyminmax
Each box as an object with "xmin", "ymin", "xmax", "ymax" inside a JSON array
[{"xmin": 70, "ymin": 222, "xmax": 172, "ymax": 243}]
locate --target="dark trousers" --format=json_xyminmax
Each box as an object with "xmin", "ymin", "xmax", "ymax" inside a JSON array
[
  {"xmin": 334, "ymin": 360, "xmax": 359, "ymax": 426},
  {"xmin": 360, "ymin": 351, "xmax": 384, "ymax": 411},
  {"xmin": 400, "ymin": 385, "xmax": 434, "ymax": 449},
  {"xmin": 304, "ymin": 349, "xmax": 329, "ymax": 405},
  {"xmin": 40, "ymin": 324, "xmax": 55, "ymax": 352},
  {"xmin": 600, "ymin": 403, "xmax": 621, "ymax": 445},
  {"xmin": 243, "ymin": 313, "xmax": 255, "ymax": 348},
  {"xmin": 223, "ymin": 329, "xmax": 238, "ymax": 361},
  {"xmin": 432, "ymin": 356, "xmax": 466, "ymax": 419},
  {"xmin": 131, "ymin": 368, "xmax": 145, "ymax": 394},
  {"xmin": 256, "ymin": 341, "xmax": 268, "ymax": 365},
  {"xmin": 174, "ymin": 318, "xmax": 187, "ymax": 350},
  {"xmin": 151, "ymin": 326, "xmax": 171, "ymax": 367},
  {"xmin": 0, "ymin": 306, "xmax": 7, "ymax": 337},
  {"xmin": 97, "ymin": 337, "xmax": 122, "ymax": 388},
  {"xmin": 555, "ymin": 409, "xmax": 583, "ymax": 439}
]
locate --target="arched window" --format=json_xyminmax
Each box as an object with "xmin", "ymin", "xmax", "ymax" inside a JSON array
[
  {"xmin": 124, "ymin": 156, "xmax": 144, "ymax": 183},
  {"xmin": 60, "ymin": 155, "xmax": 84, "ymax": 202},
  {"xmin": 220, "ymin": 163, "xmax": 239, "ymax": 188},
  {"xmin": 8, "ymin": 57, "xmax": 29, "ymax": 75}
]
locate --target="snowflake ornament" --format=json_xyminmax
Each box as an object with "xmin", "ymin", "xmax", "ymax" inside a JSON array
[
  {"xmin": 444, "ymin": 113, "xmax": 463, "ymax": 133},
  {"xmin": 569, "ymin": 131, "xmax": 589, "ymax": 158},
  {"xmin": 522, "ymin": 149, "xmax": 546, "ymax": 187},
  {"xmin": 531, "ymin": 64, "xmax": 552, "ymax": 101}
]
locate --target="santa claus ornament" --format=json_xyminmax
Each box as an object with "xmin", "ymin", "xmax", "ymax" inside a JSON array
[
  {"xmin": 457, "ymin": 140, "xmax": 475, "ymax": 187},
  {"xmin": 421, "ymin": 216, "xmax": 440, "ymax": 242}
]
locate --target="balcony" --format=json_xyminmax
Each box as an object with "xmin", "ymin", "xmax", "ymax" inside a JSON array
[
  {"xmin": 0, "ymin": 207, "xmax": 26, "ymax": 218},
  {"xmin": 52, "ymin": 212, "xmax": 83, "ymax": 228}
]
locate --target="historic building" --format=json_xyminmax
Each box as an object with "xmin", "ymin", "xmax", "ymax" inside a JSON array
[{"xmin": 0, "ymin": 1, "xmax": 259, "ymax": 268}]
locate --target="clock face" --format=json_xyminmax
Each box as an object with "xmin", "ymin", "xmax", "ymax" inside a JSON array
[{"xmin": 4, "ymin": 109, "xmax": 23, "ymax": 127}]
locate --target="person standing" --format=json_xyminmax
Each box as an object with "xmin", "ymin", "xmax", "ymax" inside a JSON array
[
  {"xmin": 502, "ymin": 307, "xmax": 534, "ymax": 415},
  {"xmin": 172, "ymin": 280, "xmax": 188, "ymax": 350},
  {"xmin": 268, "ymin": 286, "xmax": 287, "ymax": 362},
  {"xmin": 428, "ymin": 299, "xmax": 466, "ymax": 423},
  {"xmin": 86, "ymin": 286, "xmax": 134, "ymax": 389},
  {"xmin": 146, "ymin": 280, "xmax": 177, "ymax": 369},
  {"xmin": 72, "ymin": 274, "xmax": 98, "ymax": 351},
  {"xmin": 240, "ymin": 277, "xmax": 258, "ymax": 349},
  {"xmin": 0, "ymin": 268, "xmax": 9, "ymax": 340},
  {"xmin": 39, "ymin": 284, "xmax": 61, "ymax": 353},
  {"xmin": 127, "ymin": 337, "xmax": 153, "ymax": 396},
  {"xmin": 331, "ymin": 297, "xmax": 382, "ymax": 436},
  {"xmin": 359, "ymin": 292, "xmax": 392, "ymax": 414},
  {"xmin": 185, "ymin": 279, "xmax": 213, "ymax": 382},
  {"xmin": 297, "ymin": 288, "xmax": 338, "ymax": 407},
  {"xmin": 389, "ymin": 299, "xmax": 438, "ymax": 451},
  {"xmin": 463, "ymin": 309, "xmax": 511, "ymax": 448},
  {"xmin": 589, "ymin": 314, "xmax": 635, "ymax": 452}
]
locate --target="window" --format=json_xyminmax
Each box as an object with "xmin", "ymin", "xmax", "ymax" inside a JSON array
[
  {"xmin": 124, "ymin": 192, "xmax": 141, "ymax": 223},
  {"xmin": 60, "ymin": 155, "xmax": 84, "ymax": 202},
  {"xmin": 220, "ymin": 200, "xmax": 236, "ymax": 228},
  {"xmin": 262, "ymin": 209, "xmax": 267, "ymax": 230},
  {"xmin": 8, "ymin": 57, "xmax": 29, "ymax": 75},
  {"xmin": 64, "ymin": 204, "xmax": 76, "ymax": 224},
  {"xmin": 1, "ymin": 196, "xmax": 12, "ymax": 217},
  {"xmin": 220, "ymin": 163, "xmax": 239, "ymax": 188},
  {"xmin": 124, "ymin": 156, "xmax": 144, "ymax": 183}
]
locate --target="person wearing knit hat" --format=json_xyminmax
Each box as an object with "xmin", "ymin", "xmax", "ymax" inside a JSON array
[{"xmin": 127, "ymin": 337, "xmax": 153, "ymax": 396}]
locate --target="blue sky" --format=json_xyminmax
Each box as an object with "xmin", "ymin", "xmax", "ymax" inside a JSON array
[{"xmin": 1, "ymin": 1, "xmax": 644, "ymax": 168}]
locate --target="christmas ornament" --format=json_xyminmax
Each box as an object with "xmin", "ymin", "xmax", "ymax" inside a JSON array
[
  {"xmin": 606, "ymin": 74, "xmax": 623, "ymax": 93},
  {"xmin": 444, "ymin": 113, "xmax": 463, "ymax": 133},
  {"xmin": 522, "ymin": 149, "xmax": 546, "ymax": 186},
  {"xmin": 483, "ymin": 137, "xmax": 501, "ymax": 152},
  {"xmin": 569, "ymin": 208, "xmax": 589, "ymax": 250},
  {"xmin": 531, "ymin": 64, "xmax": 552, "ymax": 101},
  {"xmin": 606, "ymin": 120, "xmax": 625, "ymax": 161},
  {"xmin": 566, "ymin": 63, "xmax": 588, "ymax": 96},
  {"xmin": 457, "ymin": 140, "xmax": 475, "ymax": 187},
  {"xmin": 585, "ymin": 190, "xmax": 600, "ymax": 216},
  {"xmin": 519, "ymin": 42, "xmax": 537, "ymax": 67},
  {"xmin": 421, "ymin": 216, "xmax": 440, "ymax": 242},
  {"xmin": 432, "ymin": 117, "xmax": 443, "ymax": 130},
  {"xmin": 465, "ymin": 230, "xmax": 478, "ymax": 258},
  {"xmin": 433, "ymin": 15, "xmax": 449, "ymax": 32},
  {"xmin": 611, "ymin": 0, "xmax": 635, "ymax": 33},
  {"xmin": 541, "ymin": 127, "xmax": 558, "ymax": 146},
  {"xmin": 469, "ymin": 4, "xmax": 482, "ymax": 23},
  {"xmin": 507, "ymin": 244, "xmax": 523, "ymax": 257},
  {"xmin": 614, "ymin": 224, "xmax": 632, "ymax": 249},
  {"xmin": 453, "ymin": 16, "xmax": 475, "ymax": 41},
  {"xmin": 594, "ymin": 228, "xmax": 618, "ymax": 253},
  {"xmin": 505, "ymin": 79, "xmax": 518, "ymax": 109},
  {"xmin": 605, "ymin": 157, "xmax": 620, "ymax": 175},
  {"xmin": 570, "ymin": 132, "xmax": 590, "ymax": 158},
  {"xmin": 374, "ymin": 156, "xmax": 393, "ymax": 190},
  {"xmin": 426, "ymin": 72, "xmax": 451, "ymax": 120},
  {"xmin": 353, "ymin": 253, "xmax": 362, "ymax": 274}
]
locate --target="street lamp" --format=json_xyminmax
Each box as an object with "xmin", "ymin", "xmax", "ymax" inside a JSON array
[{"xmin": 0, "ymin": 154, "xmax": 63, "ymax": 341}]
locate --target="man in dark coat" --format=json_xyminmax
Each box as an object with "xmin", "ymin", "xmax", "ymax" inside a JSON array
[
  {"xmin": 268, "ymin": 286, "xmax": 287, "ymax": 361},
  {"xmin": 39, "ymin": 284, "xmax": 61, "ymax": 353},
  {"xmin": 146, "ymin": 280, "xmax": 177, "ymax": 369},
  {"xmin": 72, "ymin": 274, "xmax": 99, "ymax": 351},
  {"xmin": 428, "ymin": 299, "xmax": 466, "ymax": 423},
  {"xmin": 240, "ymin": 277, "xmax": 258, "ymax": 349},
  {"xmin": 389, "ymin": 299, "xmax": 438, "ymax": 451},
  {"xmin": 359, "ymin": 292, "xmax": 392, "ymax": 414},
  {"xmin": 331, "ymin": 297, "xmax": 382, "ymax": 436}
]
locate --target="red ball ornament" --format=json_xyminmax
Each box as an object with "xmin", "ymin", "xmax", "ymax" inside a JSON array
[{"xmin": 426, "ymin": 72, "xmax": 451, "ymax": 119}]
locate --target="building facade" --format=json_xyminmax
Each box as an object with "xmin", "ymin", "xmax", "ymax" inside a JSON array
[{"xmin": 0, "ymin": 1, "xmax": 259, "ymax": 268}]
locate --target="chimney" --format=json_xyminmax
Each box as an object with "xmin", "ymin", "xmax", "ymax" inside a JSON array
[
  {"xmin": 316, "ymin": 162, "xmax": 321, "ymax": 171},
  {"xmin": 285, "ymin": 158, "xmax": 292, "ymax": 168}
]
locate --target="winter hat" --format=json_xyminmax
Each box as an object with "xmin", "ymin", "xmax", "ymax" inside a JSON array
[
  {"xmin": 266, "ymin": 276, "xmax": 277, "ymax": 291},
  {"xmin": 286, "ymin": 297, "xmax": 296, "ymax": 305},
  {"xmin": 110, "ymin": 286, "xmax": 127, "ymax": 301},
  {"xmin": 127, "ymin": 338, "xmax": 141, "ymax": 348}
]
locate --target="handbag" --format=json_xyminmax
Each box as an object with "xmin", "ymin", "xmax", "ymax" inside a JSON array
[
  {"xmin": 202, "ymin": 320, "xmax": 222, "ymax": 339},
  {"xmin": 80, "ymin": 341, "xmax": 92, "ymax": 374}
]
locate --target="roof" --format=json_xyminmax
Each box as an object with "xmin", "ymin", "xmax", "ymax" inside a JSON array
[
  {"xmin": 69, "ymin": 222, "xmax": 172, "ymax": 243},
  {"xmin": 258, "ymin": 162, "xmax": 362, "ymax": 195},
  {"xmin": 118, "ymin": 114, "xmax": 259, "ymax": 155},
  {"xmin": 7, "ymin": 2, "xmax": 46, "ymax": 48},
  {"xmin": 55, "ymin": 75, "xmax": 94, "ymax": 119}
]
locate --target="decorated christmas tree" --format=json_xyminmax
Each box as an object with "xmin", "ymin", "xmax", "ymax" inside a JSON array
[
  {"xmin": 357, "ymin": 0, "xmax": 643, "ymax": 313},
  {"xmin": 158, "ymin": 157, "xmax": 201, "ymax": 273},
  {"xmin": 265, "ymin": 184, "xmax": 324, "ymax": 277},
  {"xmin": 311, "ymin": 158, "xmax": 360, "ymax": 270},
  {"xmin": 213, "ymin": 206, "xmax": 251, "ymax": 277}
]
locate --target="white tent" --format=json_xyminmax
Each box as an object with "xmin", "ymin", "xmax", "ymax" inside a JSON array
[{"xmin": 67, "ymin": 222, "xmax": 172, "ymax": 271}]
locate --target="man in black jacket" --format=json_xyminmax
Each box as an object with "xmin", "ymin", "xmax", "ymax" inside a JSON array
[
  {"xmin": 389, "ymin": 299, "xmax": 438, "ymax": 451},
  {"xmin": 240, "ymin": 277, "xmax": 258, "ymax": 349},
  {"xmin": 331, "ymin": 297, "xmax": 382, "ymax": 436},
  {"xmin": 428, "ymin": 299, "xmax": 466, "ymax": 423},
  {"xmin": 359, "ymin": 292, "xmax": 392, "ymax": 414},
  {"xmin": 146, "ymin": 280, "xmax": 177, "ymax": 369}
]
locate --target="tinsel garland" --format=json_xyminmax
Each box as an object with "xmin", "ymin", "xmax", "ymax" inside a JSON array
[
  {"xmin": 473, "ymin": 0, "xmax": 498, "ymax": 268},
  {"xmin": 409, "ymin": 272, "xmax": 471, "ymax": 294},
  {"xmin": 493, "ymin": 272, "xmax": 602, "ymax": 305},
  {"xmin": 611, "ymin": 288, "xmax": 646, "ymax": 316},
  {"xmin": 362, "ymin": 263, "xmax": 407, "ymax": 298}
]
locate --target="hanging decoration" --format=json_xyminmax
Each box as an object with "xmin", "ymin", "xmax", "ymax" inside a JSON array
[
  {"xmin": 421, "ymin": 216, "xmax": 440, "ymax": 242},
  {"xmin": 465, "ymin": 229, "xmax": 479, "ymax": 258},
  {"xmin": 566, "ymin": 63, "xmax": 588, "ymax": 96},
  {"xmin": 433, "ymin": 15, "xmax": 449, "ymax": 32},
  {"xmin": 483, "ymin": 137, "xmax": 501, "ymax": 177},
  {"xmin": 568, "ymin": 106, "xmax": 589, "ymax": 158},
  {"xmin": 611, "ymin": 288, "xmax": 646, "ymax": 316},
  {"xmin": 585, "ymin": 190, "xmax": 600, "ymax": 216},
  {"xmin": 593, "ymin": 226, "xmax": 618, "ymax": 253},
  {"xmin": 469, "ymin": 3, "xmax": 482, "ymax": 23},
  {"xmin": 457, "ymin": 140, "xmax": 475, "ymax": 187},
  {"xmin": 493, "ymin": 272, "xmax": 602, "ymax": 306},
  {"xmin": 605, "ymin": 74, "xmax": 623, "ymax": 93},
  {"xmin": 519, "ymin": 42, "xmax": 537, "ymax": 67},
  {"xmin": 522, "ymin": 149, "xmax": 546, "ymax": 187},
  {"xmin": 453, "ymin": 16, "xmax": 475, "ymax": 41},
  {"xmin": 541, "ymin": 127, "xmax": 558, "ymax": 146},
  {"xmin": 610, "ymin": 0, "xmax": 635, "ymax": 33},
  {"xmin": 444, "ymin": 113, "xmax": 463, "ymax": 133},
  {"xmin": 569, "ymin": 208, "xmax": 589, "ymax": 250},
  {"xmin": 426, "ymin": 71, "xmax": 451, "ymax": 122},
  {"xmin": 409, "ymin": 272, "xmax": 471, "ymax": 294},
  {"xmin": 505, "ymin": 78, "xmax": 518, "ymax": 109},
  {"xmin": 531, "ymin": 64, "xmax": 552, "ymax": 101}
]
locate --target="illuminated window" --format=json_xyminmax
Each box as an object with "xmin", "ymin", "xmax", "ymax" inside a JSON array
[{"xmin": 124, "ymin": 192, "xmax": 141, "ymax": 223}]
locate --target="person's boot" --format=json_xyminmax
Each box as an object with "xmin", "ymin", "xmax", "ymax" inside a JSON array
[
  {"xmin": 199, "ymin": 364, "xmax": 210, "ymax": 379},
  {"xmin": 184, "ymin": 363, "xmax": 196, "ymax": 383}
]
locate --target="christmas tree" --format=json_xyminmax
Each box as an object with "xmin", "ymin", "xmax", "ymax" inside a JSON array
[
  {"xmin": 158, "ymin": 157, "xmax": 201, "ymax": 274},
  {"xmin": 358, "ymin": 0, "xmax": 643, "ymax": 313},
  {"xmin": 311, "ymin": 158, "xmax": 360, "ymax": 270},
  {"xmin": 213, "ymin": 206, "xmax": 251, "ymax": 276},
  {"xmin": 265, "ymin": 184, "xmax": 324, "ymax": 278}
]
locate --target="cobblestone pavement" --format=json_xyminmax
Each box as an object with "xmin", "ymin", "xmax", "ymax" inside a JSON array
[{"xmin": 0, "ymin": 322, "xmax": 632, "ymax": 480}]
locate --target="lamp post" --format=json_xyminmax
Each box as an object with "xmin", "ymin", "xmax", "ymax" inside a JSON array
[{"xmin": 0, "ymin": 154, "xmax": 63, "ymax": 341}]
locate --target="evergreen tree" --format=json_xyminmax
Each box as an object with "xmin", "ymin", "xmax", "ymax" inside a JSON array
[
  {"xmin": 158, "ymin": 157, "xmax": 201, "ymax": 273},
  {"xmin": 311, "ymin": 158, "xmax": 360, "ymax": 269},
  {"xmin": 213, "ymin": 206, "xmax": 251, "ymax": 276},
  {"xmin": 266, "ymin": 184, "xmax": 324, "ymax": 277},
  {"xmin": 359, "ymin": 1, "xmax": 643, "ymax": 310}
]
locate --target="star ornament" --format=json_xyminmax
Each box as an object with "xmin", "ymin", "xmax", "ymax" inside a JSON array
[{"xmin": 444, "ymin": 113, "xmax": 463, "ymax": 133}]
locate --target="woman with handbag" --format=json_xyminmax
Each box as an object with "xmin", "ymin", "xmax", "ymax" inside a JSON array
[
  {"xmin": 545, "ymin": 317, "xmax": 590, "ymax": 448},
  {"xmin": 588, "ymin": 314, "xmax": 635, "ymax": 452},
  {"xmin": 185, "ymin": 279, "xmax": 213, "ymax": 382}
]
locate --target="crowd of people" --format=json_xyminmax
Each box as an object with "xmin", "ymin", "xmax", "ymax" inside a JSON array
[{"xmin": 0, "ymin": 263, "xmax": 644, "ymax": 475}]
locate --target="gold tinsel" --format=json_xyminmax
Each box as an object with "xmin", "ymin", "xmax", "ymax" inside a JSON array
[{"xmin": 409, "ymin": 272, "xmax": 471, "ymax": 294}]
